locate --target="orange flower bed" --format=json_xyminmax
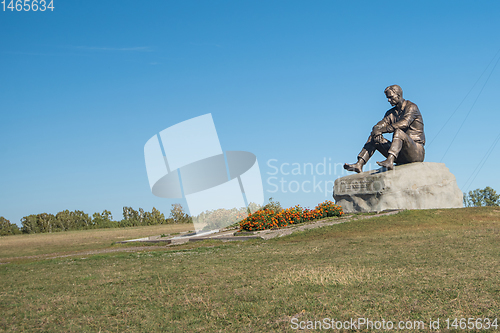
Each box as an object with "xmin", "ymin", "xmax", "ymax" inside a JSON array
[{"xmin": 238, "ymin": 200, "xmax": 343, "ymax": 232}]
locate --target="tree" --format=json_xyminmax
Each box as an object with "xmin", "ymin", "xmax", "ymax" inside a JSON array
[
  {"xmin": 21, "ymin": 214, "xmax": 39, "ymax": 234},
  {"xmin": 261, "ymin": 197, "xmax": 282, "ymax": 213},
  {"xmin": 70, "ymin": 210, "xmax": 92, "ymax": 229},
  {"xmin": 21, "ymin": 213, "xmax": 56, "ymax": 233},
  {"xmin": 120, "ymin": 207, "xmax": 170, "ymax": 226},
  {"xmin": 143, "ymin": 207, "xmax": 166, "ymax": 225},
  {"xmin": 92, "ymin": 210, "xmax": 116, "ymax": 228},
  {"xmin": 482, "ymin": 186, "xmax": 500, "ymax": 206},
  {"xmin": 120, "ymin": 207, "xmax": 141, "ymax": 227},
  {"xmin": 55, "ymin": 210, "xmax": 73, "ymax": 231},
  {"xmin": 0, "ymin": 217, "xmax": 21, "ymax": 236},
  {"xmin": 21, "ymin": 210, "xmax": 91, "ymax": 233},
  {"xmin": 464, "ymin": 186, "xmax": 500, "ymax": 207},
  {"xmin": 169, "ymin": 204, "xmax": 192, "ymax": 224},
  {"xmin": 54, "ymin": 210, "xmax": 92, "ymax": 231}
]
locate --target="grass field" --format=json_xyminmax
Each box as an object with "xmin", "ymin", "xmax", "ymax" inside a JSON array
[{"xmin": 1, "ymin": 207, "xmax": 499, "ymax": 332}]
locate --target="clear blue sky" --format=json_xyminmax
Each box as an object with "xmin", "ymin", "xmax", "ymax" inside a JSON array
[{"xmin": 2, "ymin": 1, "xmax": 500, "ymax": 226}]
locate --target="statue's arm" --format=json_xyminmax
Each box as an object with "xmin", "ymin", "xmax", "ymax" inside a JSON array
[
  {"xmin": 389, "ymin": 105, "xmax": 419, "ymax": 131},
  {"xmin": 371, "ymin": 110, "xmax": 393, "ymax": 136}
]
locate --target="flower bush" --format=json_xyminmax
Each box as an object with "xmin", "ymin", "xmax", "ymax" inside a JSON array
[{"xmin": 239, "ymin": 200, "xmax": 343, "ymax": 232}]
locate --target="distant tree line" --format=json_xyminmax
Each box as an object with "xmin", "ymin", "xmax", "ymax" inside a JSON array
[
  {"xmin": 0, "ymin": 204, "xmax": 192, "ymax": 236},
  {"xmin": 463, "ymin": 186, "xmax": 500, "ymax": 207}
]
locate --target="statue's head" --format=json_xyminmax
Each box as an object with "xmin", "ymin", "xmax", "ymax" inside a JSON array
[{"xmin": 384, "ymin": 85, "xmax": 403, "ymax": 107}]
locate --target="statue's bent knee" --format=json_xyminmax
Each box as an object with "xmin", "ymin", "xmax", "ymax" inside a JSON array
[{"xmin": 393, "ymin": 128, "xmax": 405, "ymax": 139}]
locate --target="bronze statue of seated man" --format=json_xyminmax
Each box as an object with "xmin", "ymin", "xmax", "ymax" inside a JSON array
[{"xmin": 344, "ymin": 85, "xmax": 425, "ymax": 173}]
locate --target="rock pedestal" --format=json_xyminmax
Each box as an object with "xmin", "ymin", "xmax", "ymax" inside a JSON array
[{"xmin": 333, "ymin": 162, "xmax": 463, "ymax": 213}]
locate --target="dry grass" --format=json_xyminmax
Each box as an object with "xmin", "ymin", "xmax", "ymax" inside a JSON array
[
  {"xmin": 1, "ymin": 208, "xmax": 499, "ymax": 332},
  {"xmin": 0, "ymin": 224, "xmax": 193, "ymax": 260},
  {"xmin": 274, "ymin": 265, "xmax": 392, "ymax": 286}
]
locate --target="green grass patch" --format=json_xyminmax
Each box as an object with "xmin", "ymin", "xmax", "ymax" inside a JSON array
[{"xmin": 1, "ymin": 207, "xmax": 499, "ymax": 332}]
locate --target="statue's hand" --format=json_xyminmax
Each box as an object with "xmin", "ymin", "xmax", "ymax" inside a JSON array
[
  {"xmin": 371, "ymin": 125, "xmax": 383, "ymax": 137},
  {"xmin": 373, "ymin": 134, "xmax": 384, "ymax": 144}
]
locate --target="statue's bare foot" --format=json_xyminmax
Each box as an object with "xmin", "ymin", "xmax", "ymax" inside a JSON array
[
  {"xmin": 344, "ymin": 162, "xmax": 362, "ymax": 173},
  {"xmin": 376, "ymin": 159, "xmax": 394, "ymax": 170}
]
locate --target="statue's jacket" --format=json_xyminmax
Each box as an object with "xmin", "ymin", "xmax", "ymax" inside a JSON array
[{"xmin": 376, "ymin": 100, "xmax": 426, "ymax": 145}]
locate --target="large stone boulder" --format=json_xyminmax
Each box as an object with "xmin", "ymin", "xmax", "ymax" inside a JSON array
[{"xmin": 333, "ymin": 162, "xmax": 463, "ymax": 213}]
